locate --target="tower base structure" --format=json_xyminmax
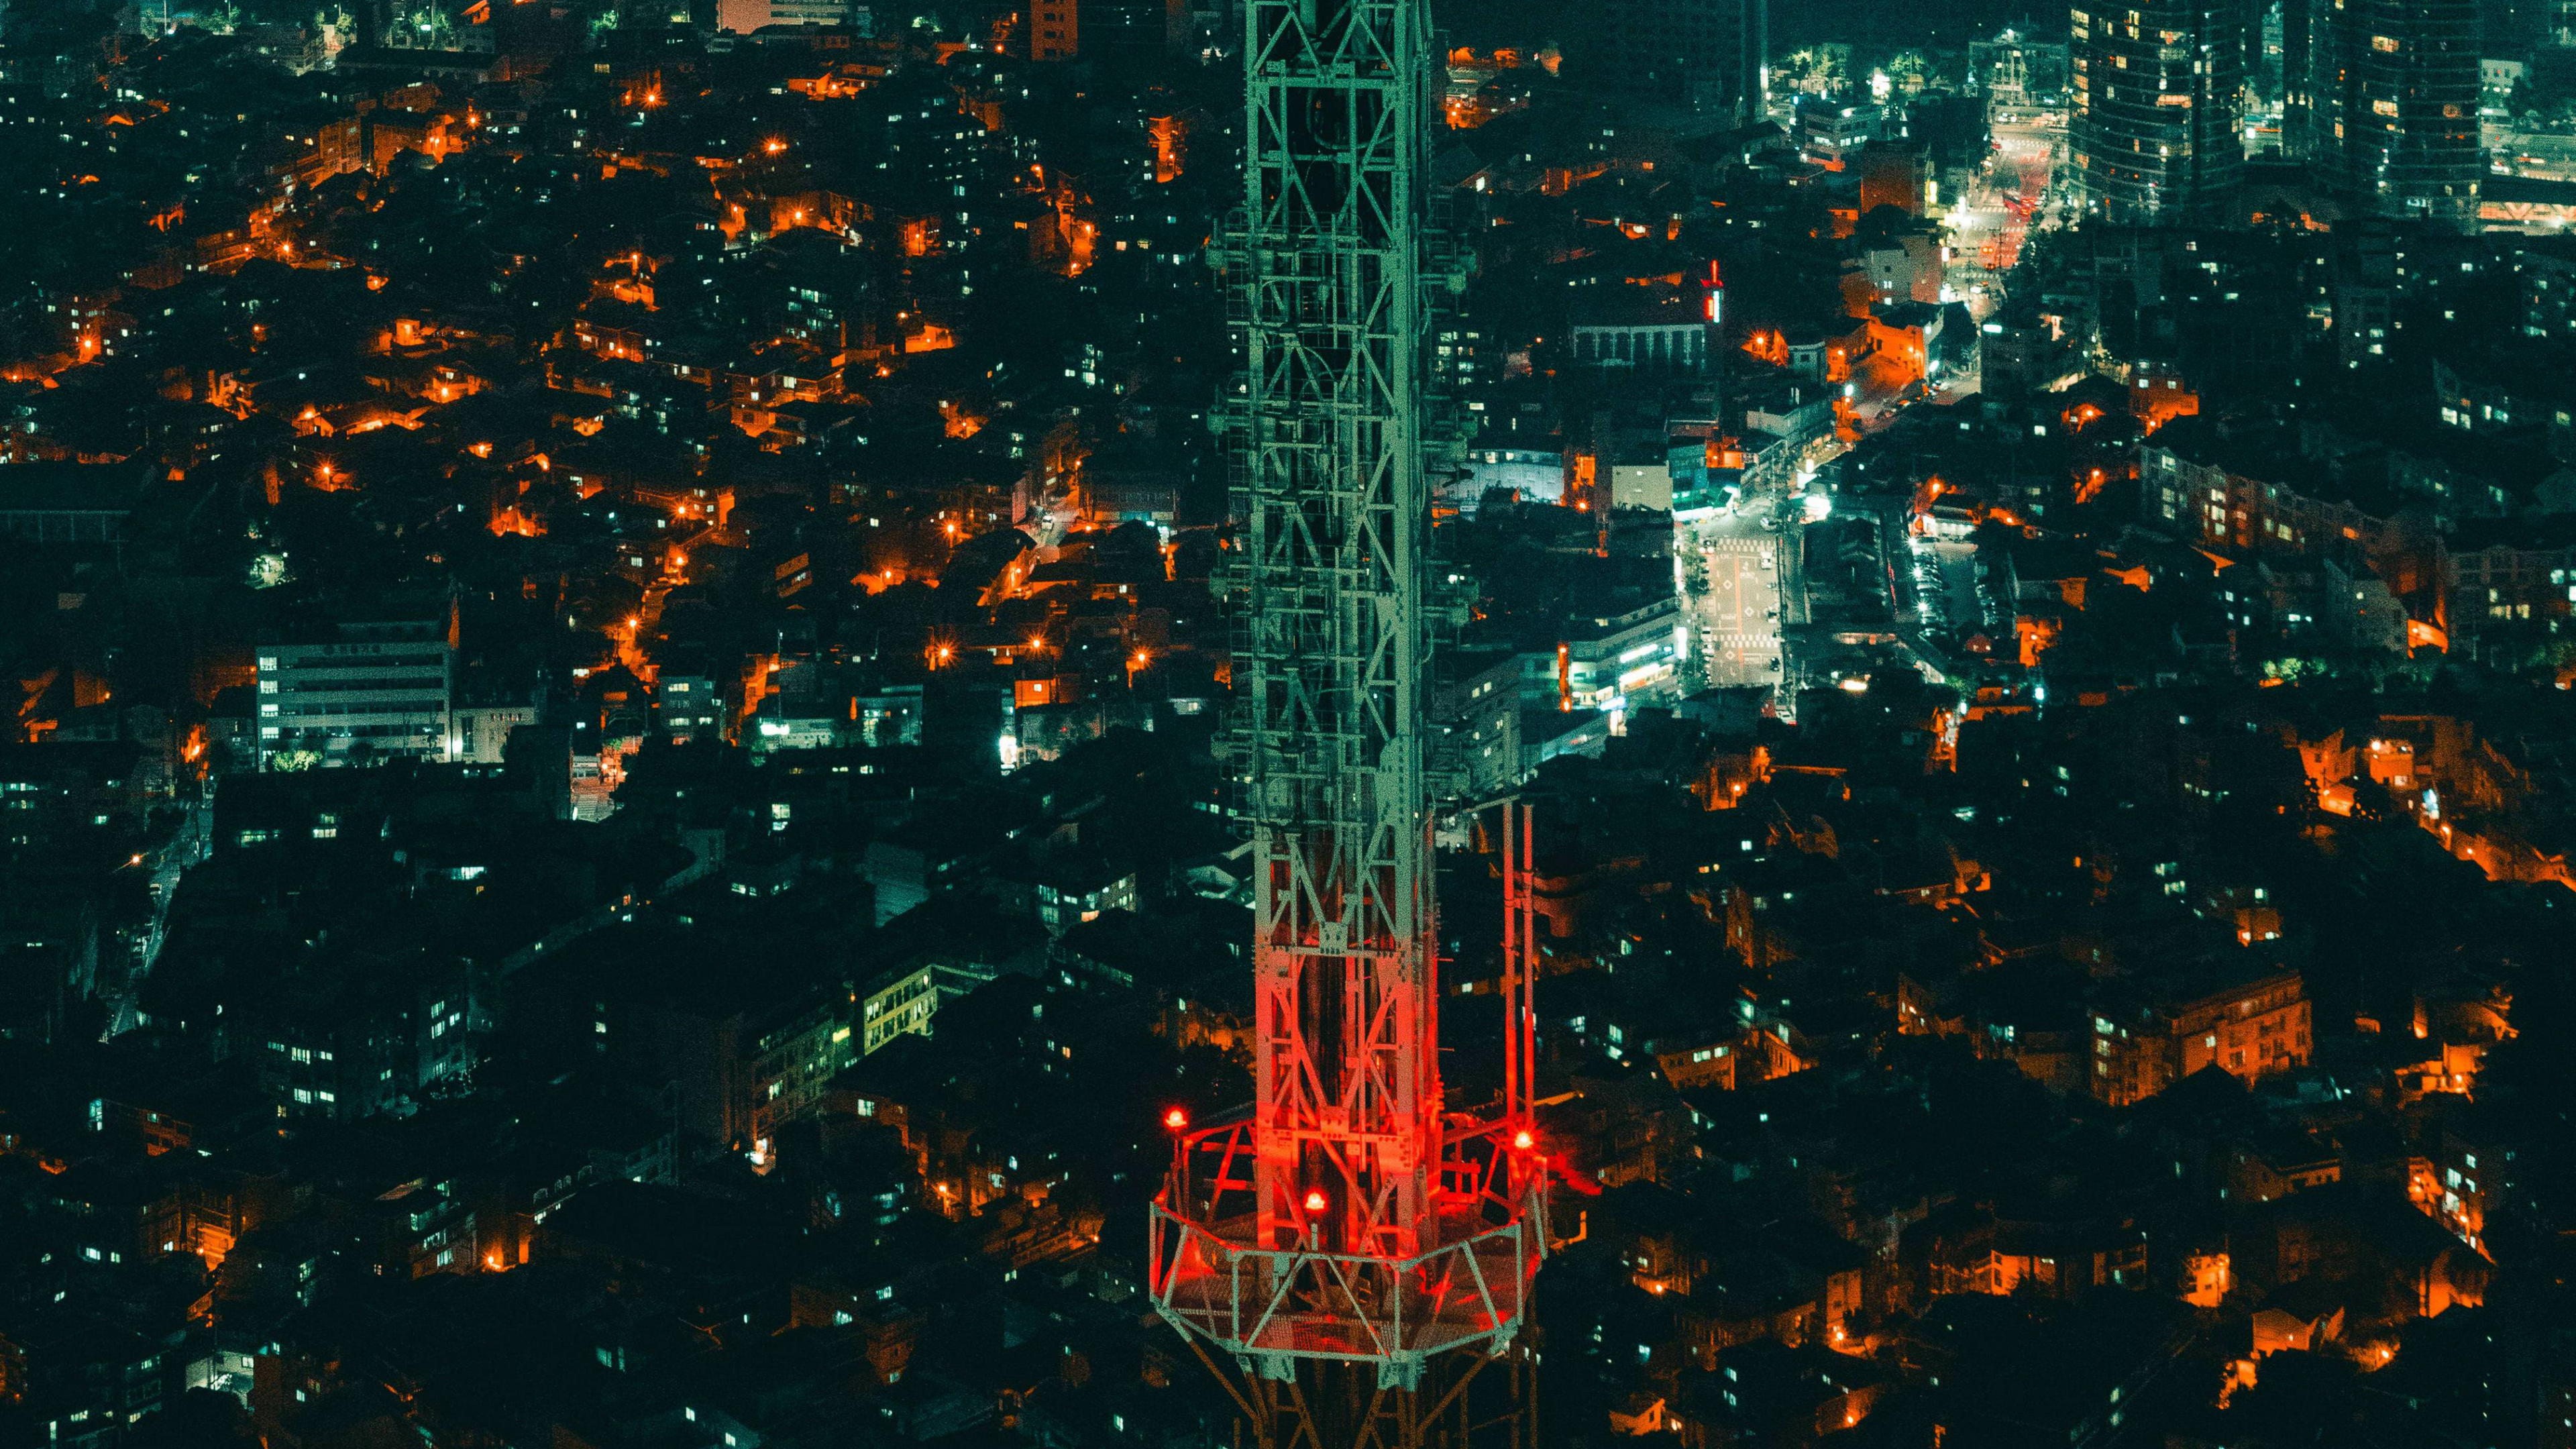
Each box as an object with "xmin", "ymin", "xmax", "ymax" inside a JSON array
[
  {"xmin": 1176, "ymin": 1331, "xmax": 1538, "ymax": 1449},
  {"xmin": 1148, "ymin": 804, "xmax": 1552, "ymax": 1449}
]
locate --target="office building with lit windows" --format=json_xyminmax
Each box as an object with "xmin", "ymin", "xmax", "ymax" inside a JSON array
[
  {"xmin": 2072, "ymin": 0, "xmax": 2249, "ymax": 223},
  {"xmin": 256, "ymin": 613, "xmax": 457, "ymax": 769}
]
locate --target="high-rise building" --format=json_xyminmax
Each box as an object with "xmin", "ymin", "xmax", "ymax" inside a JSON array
[
  {"xmin": 2071, "ymin": 0, "xmax": 2251, "ymax": 224},
  {"xmin": 2348, "ymin": 0, "xmax": 2481, "ymax": 227},
  {"xmin": 2282, "ymin": 0, "xmax": 2324, "ymax": 148},
  {"xmin": 2289, "ymin": 0, "xmax": 2481, "ymax": 228}
]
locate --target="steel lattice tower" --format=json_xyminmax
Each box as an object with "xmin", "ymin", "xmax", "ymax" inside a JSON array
[{"xmin": 1148, "ymin": 0, "xmax": 1546, "ymax": 1445}]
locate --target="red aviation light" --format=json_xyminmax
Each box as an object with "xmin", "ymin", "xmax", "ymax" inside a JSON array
[
  {"xmin": 1302, "ymin": 1189, "xmax": 1329, "ymax": 1214},
  {"xmin": 1513, "ymin": 1130, "xmax": 1535, "ymax": 1151},
  {"xmin": 1163, "ymin": 1107, "xmax": 1189, "ymax": 1132}
]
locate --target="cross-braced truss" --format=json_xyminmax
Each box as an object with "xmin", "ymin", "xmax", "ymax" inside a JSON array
[
  {"xmin": 1234, "ymin": 0, "xmax": 1444, "ymax": 1279},
  {"xmin": 1151, "ymin": 1, "xmax": 1544, "ymax": 1438}
]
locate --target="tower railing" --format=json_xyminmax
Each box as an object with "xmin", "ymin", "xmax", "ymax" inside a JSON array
[{"xmin": 1149, "ymin": 1110, "xmax": 1544, "ymax": 1388}]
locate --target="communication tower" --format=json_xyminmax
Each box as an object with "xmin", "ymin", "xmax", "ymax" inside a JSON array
[{"xmin": 1146, "ymin": 0, "xmax": 1548, "ymax": 1444}]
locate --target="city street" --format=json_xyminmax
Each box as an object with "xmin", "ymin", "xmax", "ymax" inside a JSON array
[
  {"xmin": 1682, "ymin": 509, "xmax": 1786, "ymax": 690},
  {"xmin": 105, "ymin": 792, "xmax": 210, "ymax": 1038},
  {"xmin": 1945, "ymin": 111, "xmax": 2066, "ymax": 322}
]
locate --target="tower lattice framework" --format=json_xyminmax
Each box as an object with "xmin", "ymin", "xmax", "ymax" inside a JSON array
[{"xmin": 1148, "ymin": 1, "xmax": 1546, "ymax": 1445}]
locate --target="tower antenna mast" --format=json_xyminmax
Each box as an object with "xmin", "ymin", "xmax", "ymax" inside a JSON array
[{"xmin": 1148, "ymin": 0, "xmax": 1546, "ymax": 1443}]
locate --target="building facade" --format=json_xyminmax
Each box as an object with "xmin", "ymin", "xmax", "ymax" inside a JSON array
[
  {"xmin": 2139, "ymin": 439, "xmax": 2394, "ymax": 555},
  {"xmin": 256, "ymin": 614, "xmax": 456, "ymax": 769},
  {"xmin": 1024, "ymin": 0, "xmax": 1176, "ymax": 60},
  {"xmin": 860, "ymin": 963, "xmax": 940, "ymax": 1055},
  {"xmin": 1570, "ymin": 315, "xmax": 1715, "ymax": 373},
  {"xmin": 1560, "ymin": 598, "xmax": 1690, "ymax": 712},
  {"xmin": 2345, "ymin": 0, "xmax": 2480, "ymax": 227},
  {"xmin": 716, "ymin": 0, "xmax": 859, "ymax": 31},
  {"xmin": 1026, "ymin": 0, "xmax": 1077, "ymax": 60},
  {"xmin": 2090, "ymin": 969, "xmax": 2312, "ymax": 1106},
  {"xmin": 2072, "ymin": 0, "xmax": 2249, "ymax": 224},
  {"xmin": 1970, "ymin": 30, "xmax": 2074, "ymax": 109},
  {"xmin": 2290, "ymin": 0, "xmax": 2481, "ymax": 228}
]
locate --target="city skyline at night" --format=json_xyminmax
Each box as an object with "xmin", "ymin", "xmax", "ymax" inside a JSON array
[{"xmin": 3, "ymin": 0, "xmax": 2576, "ymax": 1446}]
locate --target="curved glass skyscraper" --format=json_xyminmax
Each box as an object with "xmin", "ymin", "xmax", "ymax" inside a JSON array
[{"xmin": 2072, "ymin": 0, "xmax": 2249, "ymax": 224}]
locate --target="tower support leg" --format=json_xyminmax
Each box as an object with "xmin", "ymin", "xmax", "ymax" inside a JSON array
[{"xmin": 1183, "ymin": 1342, "xmax": 1535, "ymax": 1449}]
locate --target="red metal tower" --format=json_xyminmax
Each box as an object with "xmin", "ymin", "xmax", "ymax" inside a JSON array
[
  {"xmin": 1144, "ymin": 1, "xmax": 1545, "ymax": 1436},
  {"xmin": 1149, "ymin": 801, "xmax": 1546, "ymax": 1449}
]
